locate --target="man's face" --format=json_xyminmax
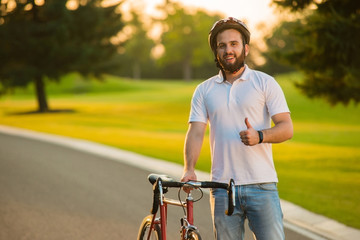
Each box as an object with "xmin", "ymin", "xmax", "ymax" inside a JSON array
[{"xmin": 216, "ymin": 29, "xmax": 248, "ymax": 73}]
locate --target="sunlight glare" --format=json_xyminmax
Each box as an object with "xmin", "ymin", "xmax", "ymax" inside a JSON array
[
  {"xmin": 124, "ymin": 0, "xmax": 277, "ymax": 42},
  {"xmin": 34, "ymin": 0, "xmax": 45, "ymax": 6},
  {"xmin": 66, "ymin": 0, "xmax": 78, "ymax": 10}
]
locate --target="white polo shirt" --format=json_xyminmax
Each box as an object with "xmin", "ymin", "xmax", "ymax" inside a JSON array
[{"xmin": 189, "ymin": 65, "xmax": 290, "ymax": 185}]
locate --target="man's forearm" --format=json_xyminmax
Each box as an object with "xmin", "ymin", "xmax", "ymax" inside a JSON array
[
  {"xmin": 182, "ymin": 122, "xmax": 207, "ymax": 179},
  {"xmin": 184, "ymin": 138, "xmax": 203, "ymax": 171},
  {"xmin": 263, "ymin": 113, "xmax": 293, "ymax": 144}
]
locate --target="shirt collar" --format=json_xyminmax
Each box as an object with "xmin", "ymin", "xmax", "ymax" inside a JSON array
[{"xmin": 215, "ymin": 64, "xmax": 251, "ymax": 83}]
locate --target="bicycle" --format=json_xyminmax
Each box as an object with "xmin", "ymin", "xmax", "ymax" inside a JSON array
[{"xmin": 137, "ymin": 173, "xmax": 235, "ymax": 240}]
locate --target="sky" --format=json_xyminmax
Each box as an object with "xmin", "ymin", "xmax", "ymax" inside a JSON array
[
  {"xmin": 106, "ymin": 0, "xmax": 279, "ymax": 29},
  {"xmin": 144, "ymin": 0, "xmax": 276, "ymax": 27},
  {"xmin": 119, "ymin": 0, "xmax": 279, "ymax": 42}
]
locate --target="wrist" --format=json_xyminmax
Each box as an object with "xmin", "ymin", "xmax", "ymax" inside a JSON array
[
  {"xmin": 184, "ymin": 166, "xmax": 195, "ymax": 173},
  {"xmin": 257, "ymin": 130, "xmax": 263, "ymax": 144}
]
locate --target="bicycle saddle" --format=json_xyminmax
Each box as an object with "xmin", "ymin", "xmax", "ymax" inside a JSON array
[{"xmin": 148, "ymin": 174, "xmax": 175, "ymax": 185}]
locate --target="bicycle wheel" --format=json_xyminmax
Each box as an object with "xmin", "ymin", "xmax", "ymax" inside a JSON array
[
  {"xmin": 187, "ymin": 229, "xmax": 202, "ymax": 240},
  {"xmin": 137, "ymin": 215, "xmax": 162, "ymax": 240}
]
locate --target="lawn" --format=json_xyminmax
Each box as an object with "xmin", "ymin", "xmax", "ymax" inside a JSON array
[{"xmin": 0, "ymin": 72, "xmax": 359, "ymax": 229}]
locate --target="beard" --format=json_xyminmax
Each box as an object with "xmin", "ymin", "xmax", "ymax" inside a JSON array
[{"xmin": 217, "ymin": 49, "xmax": 245, "ymax": 73}]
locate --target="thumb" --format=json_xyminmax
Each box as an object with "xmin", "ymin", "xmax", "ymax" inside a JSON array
[{"xmin": 245, "ymin": 117, "xmax": 252, "ymax": 129}]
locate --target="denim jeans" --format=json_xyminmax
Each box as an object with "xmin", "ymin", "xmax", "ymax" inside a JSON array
[{"xmin": 210, "ymin": 183, "xmax": 285, "ymax": 240}]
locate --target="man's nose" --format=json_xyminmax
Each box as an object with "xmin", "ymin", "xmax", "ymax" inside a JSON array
[
  {"xmin": 225, "ymin": 47, "xmax": 233, "ymax": 55},
  {"xmin": 225, "ymin": 45, "xmax": 234, "ymax": 54}
]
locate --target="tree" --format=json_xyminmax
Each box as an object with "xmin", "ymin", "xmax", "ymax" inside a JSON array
[
  {"xmin": 156, "ymin": 1, "xmax": 223, "ymax": 80},
  {"xmin": 260, "ymin": 20, "xmax": 297, "ymax": 75},
  {"xmin": 0, "ymin": 0, "xmax": 124, "ymax": 112},
  {"xmin": 272, "ymin": 0, "xmax": 360, "ymax": 105},
  {"xmin": 121, "ymin": 9, "xmax": 156, "ymax": 80}
]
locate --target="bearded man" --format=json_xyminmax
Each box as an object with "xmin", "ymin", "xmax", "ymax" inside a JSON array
[{"xmin": 181, "ymin": 17, "xmax": 293, "ymax": 240}]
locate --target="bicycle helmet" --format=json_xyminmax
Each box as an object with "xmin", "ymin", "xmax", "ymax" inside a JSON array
[{"xmin": 208, "ymin": 17, "xmax": 251, "ymax": 53}]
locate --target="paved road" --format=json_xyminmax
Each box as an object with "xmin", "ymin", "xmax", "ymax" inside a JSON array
[{"xmin": 0, "ymin": 133, "xmax": 312, "ymax": 240}]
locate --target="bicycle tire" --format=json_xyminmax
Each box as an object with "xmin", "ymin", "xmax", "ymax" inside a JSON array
[
  {"xmin": 137, "ymin": 215, "xmax": 162, "ymax": 240},
  {"xmin": 187, "ymin": 229, "xmax": 202, "ymax": 240}
]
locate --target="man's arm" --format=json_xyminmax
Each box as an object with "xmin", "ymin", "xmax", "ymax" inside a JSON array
[
  {"xmin": 263, "ymin": 112, "xmax": 293, "ymax": 143},
  {"xmin": 240, "ymin": 112, "xmax": 293, "ymax": 146},
  {"xmin": 181, "ymin": 122, "xmax": 207, "ymax": 182}
]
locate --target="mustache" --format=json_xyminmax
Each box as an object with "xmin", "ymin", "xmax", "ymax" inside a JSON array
[{"xmin": 223, "ymin": 53, "xmax": 236, "ymax": 58}]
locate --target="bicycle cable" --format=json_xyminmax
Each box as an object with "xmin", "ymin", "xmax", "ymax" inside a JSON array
[
  {"xmin": 177, "ymin": 183, "xmax": 204, "ymax": 216},
  {"xmin": 178, "ymin": 187, "xmax": 187, "ymax": 216}
]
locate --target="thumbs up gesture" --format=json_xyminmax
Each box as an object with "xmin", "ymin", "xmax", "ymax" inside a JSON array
[{"xmin": 240, "ymin": 118, "xmax": 260, "ymax": 146}]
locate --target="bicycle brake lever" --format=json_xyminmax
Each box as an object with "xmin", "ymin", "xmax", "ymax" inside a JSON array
[{"xmin": 226, "ymin": 179, "xmax": 235, "ymax": 216}]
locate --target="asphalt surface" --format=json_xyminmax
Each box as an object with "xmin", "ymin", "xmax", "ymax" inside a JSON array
[{"xmin": 0, "ymin": 132, "xmax": 313, "ymax": 240}]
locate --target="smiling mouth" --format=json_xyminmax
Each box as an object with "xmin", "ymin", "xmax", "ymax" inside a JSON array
[
  {"xmin": 224, "ymin": 54, "xmax": 235, "ymax": 60},
  {"xmin": 224, "ymin": 56, "xmax": 235, "ymax": 62}
]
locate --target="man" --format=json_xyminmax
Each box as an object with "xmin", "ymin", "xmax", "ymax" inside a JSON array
[{"xmin": 181, "ymin": 17, "xmax": 293, "ymax": 240}]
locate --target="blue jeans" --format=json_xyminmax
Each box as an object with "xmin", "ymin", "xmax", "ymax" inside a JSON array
[{"xmin": 210, "ymin": 183, "xmax": 285, "ymax": 240}]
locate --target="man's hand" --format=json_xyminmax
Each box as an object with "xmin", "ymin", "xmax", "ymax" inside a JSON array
[
  {"xmin": 239, "ymin": 118, "xmax": 260, "ymax": 146},
  {"xmin": 181, "ymin": 170, "xmax": 197, "ymax": 182},
  {"xmin": 181, "ymin": 170, "xmax": 197, "ymax": 193}
]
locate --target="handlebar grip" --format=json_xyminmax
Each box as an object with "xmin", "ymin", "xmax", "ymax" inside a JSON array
[
  {"xmin": 150, "ymin": 179, "xmax": 160, "ymax": 214},
  {"xmin": 225, "ymin": 179, "xmax": 235, "ymax": 216},
  {"xmin": 200, "ymin": 181, "xmax": 228, "ymax": 189}
]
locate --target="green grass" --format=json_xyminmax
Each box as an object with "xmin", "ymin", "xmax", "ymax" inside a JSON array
[{"xmin": 0, "ymin": 72, "xmax": 359, "ymax": 229}]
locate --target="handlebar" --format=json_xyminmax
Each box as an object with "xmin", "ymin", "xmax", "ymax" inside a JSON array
[{"xmin": 148, "ymin": 174, "xmax": 235, "ymax": 216}]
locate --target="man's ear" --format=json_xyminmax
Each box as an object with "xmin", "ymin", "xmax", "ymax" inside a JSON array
[{"xmin": 245, "ymin": 44, "xmax": 250, "ymax": 56}]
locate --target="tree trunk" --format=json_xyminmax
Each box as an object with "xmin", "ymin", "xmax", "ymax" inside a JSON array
[
  {"xmin": 183, "ymin": 59, "xmax": 192, "ymax": 81},
  {"xmin": 34, "ymin": 76, "xmax": 49, "ymax": 112},
  {"xmin": 133, "ymin": 62, "xmax": 141, "ymax": 80}
]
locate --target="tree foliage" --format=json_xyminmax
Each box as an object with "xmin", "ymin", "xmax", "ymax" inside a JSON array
[
  {"xmin": 260, "ymin": 21, "xmax": 297, "ymax": 75},
  {"xmin": 273, "ymin": 0, "xmax": 360, "ymax": 105},
  {"xmin": 0, "ymin": 0, "xmax": 124, "ymax": 112},
  {"xmin": 156, "ymin": 1, "xmax": 223, "ymax": 80},
  {"xmin": 121, "ymin": 10, "xmax": 155, "ymax": 79}
]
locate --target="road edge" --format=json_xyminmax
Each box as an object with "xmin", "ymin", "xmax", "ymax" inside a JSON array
[{"xmin": 1, "ymin": 125, "xmax": 359, "ymax": 240}]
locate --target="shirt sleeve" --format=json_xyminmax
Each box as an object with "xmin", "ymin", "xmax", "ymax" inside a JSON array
[
  {"xmin": 265, "ymin": 78, "xmax": 290, "ymax": 117},
  {"xmin": 189, "ymin": 84, "xmax": 208, "ymax": 124}
]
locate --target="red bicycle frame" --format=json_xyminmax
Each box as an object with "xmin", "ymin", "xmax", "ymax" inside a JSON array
[
  {"xmin": 140, "ymin": 174, "xmax": 235, "ymax": 240},
  {"xmin": 147, "ymin": 192, "xmax": 194, "ymax": 240}
]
